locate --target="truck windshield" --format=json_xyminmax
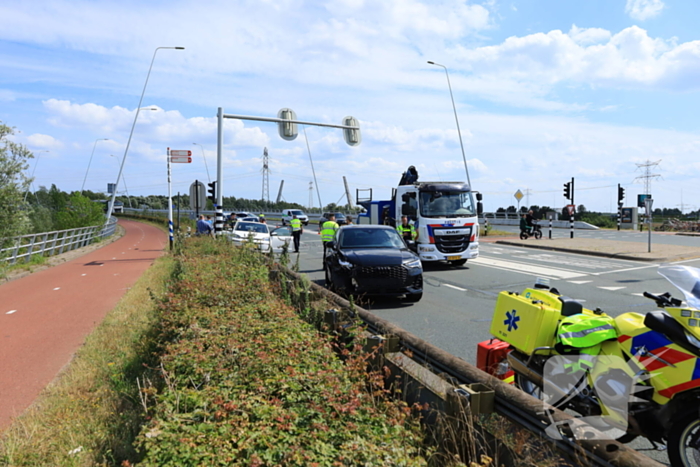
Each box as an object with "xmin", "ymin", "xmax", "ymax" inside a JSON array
[{"xmin": 419, "ymin": 191, "xmax": 475, "ymax": 218}]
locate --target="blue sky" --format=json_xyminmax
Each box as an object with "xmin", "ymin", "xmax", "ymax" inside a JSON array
[{"xmin": 2, "ymin": 0, "xmax": 700, "ymax": 214}]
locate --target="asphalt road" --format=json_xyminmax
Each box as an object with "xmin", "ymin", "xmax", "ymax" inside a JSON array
[
  {"xmin": 294, "ymin": 228, "xmax": 700, "ymax": 362},
  {"xmin": 493, "ymin": 222, "xmax": 700, "ymax": 246}
]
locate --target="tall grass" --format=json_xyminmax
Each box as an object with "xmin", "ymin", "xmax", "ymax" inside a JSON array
[{"xmin": 0, "ymin": 256, "xmax": 174, "ymax": 466}]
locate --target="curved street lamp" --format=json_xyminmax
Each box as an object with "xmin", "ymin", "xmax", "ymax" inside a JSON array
[
  {"xmin": 427, "ymin": 61, "xmax": 471, "ymax": 187},
  {"xmin": 24, "ymin": 149, "xmax": 49, "ymax": 202},
  {"xmin": 106, "ymin": 46, "xmax": 184, "ymax": 220},
  {"xmin": 192, "ymin": 142, "xmax": 212, "ymax": 182},
  {"xmin": 81, "ymin": 138, "xmax": 109, "ymax": 194}
]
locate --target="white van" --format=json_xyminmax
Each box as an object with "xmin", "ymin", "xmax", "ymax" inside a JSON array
[{"xmin": 281, "ymin": 209, "xmax": 309, "ymax": 226}]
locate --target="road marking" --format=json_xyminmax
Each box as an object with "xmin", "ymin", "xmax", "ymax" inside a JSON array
[
  {"xmin": 568, "ymin": 280, "xmax": 592, "ymax": 284},
  {"xmin": 473, "ymin": 256, "xmax": 584, "ymax": 279},
  {"xmin": 598, "ymin": 286, "xmax": 626, "ymax": 291},
  {"xmin": 82, "ymin": 274, "xmax": 87, "ymax": 276},
  {"xmin": 6, "ymin": 310, "xmax": 17, "ymax": 315},
  {"xmin": 443, "ymin": 284, "xmax": 466, "ymax": 292},
  {"xmin": 53, "ymin": 287, "xmax": 60, "ymax": 291}
]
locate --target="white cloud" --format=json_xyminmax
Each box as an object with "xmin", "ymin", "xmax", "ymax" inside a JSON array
[
  {"xmin": 42, "ymin": 99, "xmax": 269, "ymax": 148},
  {"xmin": 568, "ymin": 25, "xmax": 611, "ymax": 46},
  {"xmin": 26, "ymin": 133, "xmax": 63, "ymax": 150},
  {"xmin": 453, "ymin": 25, "xmax": 700, "ymax": 93},
  {"xmin": 625, "ymin": 0, "xmax": 665, "ymax": 21}
]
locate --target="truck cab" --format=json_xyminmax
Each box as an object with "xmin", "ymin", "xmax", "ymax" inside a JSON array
[{"xmin": 357, "ymin": 166, "xmax": 482, "ymax": 266}]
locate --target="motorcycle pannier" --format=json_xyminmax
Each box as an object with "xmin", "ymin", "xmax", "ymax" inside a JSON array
[{"xmin": 491, "ymin": 291, "xmax": 561, "ymax": 354}]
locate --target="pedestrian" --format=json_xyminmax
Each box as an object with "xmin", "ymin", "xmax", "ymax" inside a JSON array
[
  {"xmin": 196, "ymin": 214, "xmax": 214, "ymax": 237},
  {"xmin": 396, "ymin": 215, "xmax": 417, "ymax": 241},
  {"xmin": 259, "ymin": 213, "xmax": 266, "ymax": 224},
  {"xmin": 346, "ymin": 215, "xmax": 354, "ymax": 225},
  {"xmin": 290, "ymin": 214, "xmax": 303, "ymax": 253},
  {"xmin": 320, "ymin": 213, "xmax": 340, "ymax": 263}
]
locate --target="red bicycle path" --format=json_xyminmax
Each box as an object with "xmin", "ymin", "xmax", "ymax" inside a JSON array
[{"xmin": 0, "ymin": 219, "xmax": 166, "ymax": 431}]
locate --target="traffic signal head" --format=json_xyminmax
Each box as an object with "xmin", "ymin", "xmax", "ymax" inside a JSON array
[
  {"xmin": 618, "ymin": 185, "xmax": 625, "ymax": 203},
  {"xmin": 563, "ymin": 182, "xmax": 571, "ymax": 200},
  {"xmin": 207, "ymin": 181, "xmax": 217, "ymax": 204},
  {"xmin": 277, "ymin": 108, "xmax": 298, "ymax": 141},
  {"xmin": 342, "ymin": 116, "xmax": 361, "ymax": 147}
]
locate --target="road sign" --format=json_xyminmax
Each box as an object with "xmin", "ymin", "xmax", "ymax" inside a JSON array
[
  {"xmin": 170, "ymin": 149, "xmax": 192, "ymax": 163},
  {"xmin": 566, "ymin": 204, "xmax": 576, "ymax": 216},
  {"xmin": 107, "ymin": 183, "xmax": 116, "ymax": 194},
  {"xmin": 637, "ymin": 194, "xmax": 651, "ymax": 208},
  {"xmin": 190, "ymin": 180, "xmax": 206, "ymax": 211},
  {"xmin": 170, "ymin": 156, "xmax": 192, "ymax": 163},
  {"xmin": 514, "ymin": 190, "xmax": 523, "ymax": 202}
]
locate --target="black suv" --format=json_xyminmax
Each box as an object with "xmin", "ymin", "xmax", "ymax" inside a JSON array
[
  {"xmin": 320, "ymin": 212, "xmax": 347, "ymax": 226},
  {"xmin": 323, "ymin": 225, "xmax": 423, "ymax": 302}
]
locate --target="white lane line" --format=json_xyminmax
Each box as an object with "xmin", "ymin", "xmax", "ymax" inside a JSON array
[
  {"xmin": 53, "ymin": 287, "xmax": 60, "ymax": 291},
  {"xmin": 443, "ymin": 284, "xmax": 466, "ymax": 292},
  {"xmin": 472, "ymin": 256, "xmax": 584, "ymax": 279},
  {"xmin": 598, "ymin": 286, "xmax": 626, "ymax": 291},
  {"xmin": 6, "ymin": 310, "xmax": 17, "ymax": 315},
  {"xmin": 569, "ymin": 280, "xmax": 592, "ymax": 284},
  {"xmin": 82, "ymin": 274, "xmax": 87, "ymax": 276}
]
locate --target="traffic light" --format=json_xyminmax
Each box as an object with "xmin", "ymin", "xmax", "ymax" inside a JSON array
[
  {"xmin": 563, "ymin": 181, "xmax": 571, "ymax": 200},
  {"xmin": 207, "ymin": 181, "xmax": 217, "ymax": 204},
  {"xmin": 342, "ymin": 116, "xmax": 361, "ymax": 147},
  {"xmin": 617, "ymin": 184, "xmax": 625, "ymax": 203},
  {"xmin": 277, "ymin": 108, "xmax": 298, "ymax": 141}
]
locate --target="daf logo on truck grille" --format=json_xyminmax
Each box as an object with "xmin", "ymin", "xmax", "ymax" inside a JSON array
[{"xmin": 444, "ymin": 230, "xmax": 460, "ymax": 235}]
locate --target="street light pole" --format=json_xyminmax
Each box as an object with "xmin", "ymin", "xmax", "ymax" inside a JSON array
[
  {"xmin": 24, "ymin": 150, "xmax": 49, "ymax": 202},
  {"xmin": 192, "ymin": 142, "xmax": 212, "ymax": 182},
  {"xmin": 105, "ymin": 46, "xmax": 184, "ymax": 221},
  {"xmin": 82, "ymin": 138, "xmax": 109, "ymax": 194},
  {"xmin": 427, "ymin": 61, "xmax": 471, "ymax": 187},
  {"xmin": 109, "ymin": 155, "xmax": 133, "ymax": 208}
]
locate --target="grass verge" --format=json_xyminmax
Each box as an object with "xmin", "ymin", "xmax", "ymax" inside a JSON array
[{"xmin": 0, "ymin": 254, "xmax": 175, "ymax": 466}]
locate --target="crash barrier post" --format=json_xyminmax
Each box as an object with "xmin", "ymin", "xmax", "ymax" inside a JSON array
[
  {"xmin": 272, "ymin": 264, "xmax": 664, "ymax": 467},
  {"xmin": 0, "ymin": 217, "xmax": 118, "ymax": 265},
  {"xmin": 548, "ymin": 215, "xmax": 552, "ymax": 239}
]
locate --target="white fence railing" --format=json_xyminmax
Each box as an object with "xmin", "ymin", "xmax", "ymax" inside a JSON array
[{"xmin": 1, "ymin": 217, "xmax": 119, "ymax": 265}]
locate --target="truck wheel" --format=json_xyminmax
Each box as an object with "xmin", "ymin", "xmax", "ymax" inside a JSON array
[
  {"xmin": 405, "ymin": 292, "xmax": 422, "ymax": 302},
  {"xmin": 668, "ymin": 412, "xmax": 700, "ymax": 467},
  {"xmin": 450, "ymin": 259, "xmax": 467, "ymax": 266}
]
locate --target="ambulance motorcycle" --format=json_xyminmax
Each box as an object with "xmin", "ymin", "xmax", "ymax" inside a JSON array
[{"xmin": 480, "ymin": 265, "xmax": 700, "ymax": 467}]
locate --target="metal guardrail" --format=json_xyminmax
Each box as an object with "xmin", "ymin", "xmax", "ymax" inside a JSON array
[{"xmin": 0, "ymin": 217, "xmax": 118, "ymax": 265}]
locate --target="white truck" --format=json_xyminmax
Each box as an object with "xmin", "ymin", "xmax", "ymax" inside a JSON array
[{"xmin": 357, "ymin": 166, "xmax": 482, "ymax": 266}]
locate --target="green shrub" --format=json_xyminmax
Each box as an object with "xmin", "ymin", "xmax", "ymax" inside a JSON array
[{"xmin": 137, "ymin": 238, "xmax": 430, "ymax": 466}]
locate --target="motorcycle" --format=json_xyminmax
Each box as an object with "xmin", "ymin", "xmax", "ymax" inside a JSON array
[
  {"xmin": 519, "ymin": 221, "xmax": 542, "ymax": 240},
  {"xmin": 478, "ymin": 265, "xmax": 700, "ymax": 467}
]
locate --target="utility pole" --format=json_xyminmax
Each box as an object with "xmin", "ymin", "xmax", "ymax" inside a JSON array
[
  {"xmin": 261, "ymin": 147, "xmax": 270, "ymax": 203},
  {"xmin": 634, "ymin": 160, "xmax": 661, "ymax": 233}
]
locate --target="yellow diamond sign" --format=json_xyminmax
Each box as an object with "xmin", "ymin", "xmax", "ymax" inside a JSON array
[{"xmin": 514, "ymin": 189, "xmax": 524, "ymax": 202}]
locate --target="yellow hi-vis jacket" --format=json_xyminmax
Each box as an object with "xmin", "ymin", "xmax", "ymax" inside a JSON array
[
  {"xmin": 397, "ymin": 224, "xmax": 417, "ymax": 240},
  {"xmin": 320, "ymin": 221, "xmax": 339, "ymax": 242}
]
